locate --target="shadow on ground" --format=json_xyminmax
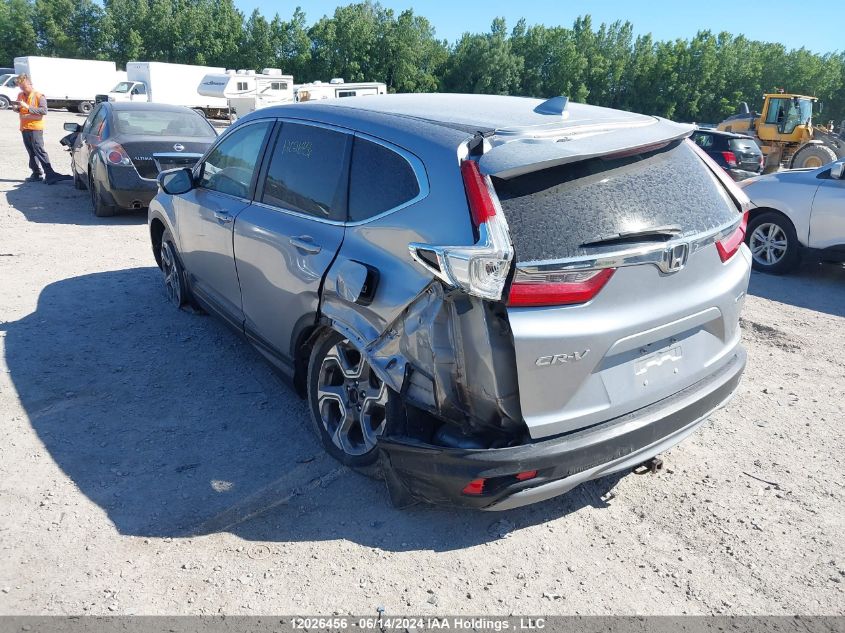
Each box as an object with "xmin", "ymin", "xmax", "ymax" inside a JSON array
[
  {"xmin": 2, "ymin": 268, "xmax": 622, "ymax": 551},
  {"xmin": 748, "ymin": 259, "xmax": 845, "ymax": 318},
  {"xmin": 4, "ymin": 168, "xmax": 146, "ymax": 226}
]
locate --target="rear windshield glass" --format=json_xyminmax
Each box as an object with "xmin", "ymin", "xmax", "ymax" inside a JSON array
[
  {"xmin": 493, "ymin": 140, "xmax": 739, "ymax": 263},
  {"xmin": 113, "ymin": 110, "xmax": 214, "ymax": 138},
  {"xmin": 729, "ymin": 138, "xmax": 759, "ymax": 153}
]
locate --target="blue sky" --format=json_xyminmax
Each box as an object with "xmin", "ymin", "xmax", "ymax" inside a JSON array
[{"xmin": 235, "ymin": 1, "xmax": 842, "ymax": 54}]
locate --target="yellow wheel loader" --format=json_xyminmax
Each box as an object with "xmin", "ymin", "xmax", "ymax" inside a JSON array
[{"xmin": 717, "ymin": 93, "xmax": 845, "ymax": 172}]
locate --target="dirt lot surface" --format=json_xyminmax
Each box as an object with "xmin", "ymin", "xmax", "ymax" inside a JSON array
[{"xmin": 0, "ymin": 110, "xmax": 843, "ymax": 617}]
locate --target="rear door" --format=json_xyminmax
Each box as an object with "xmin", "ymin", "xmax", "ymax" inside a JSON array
[
  {"xmin": 495, "ymin": 139, "xmax": 750, "ymax": 438},
  {"xmin": 233, "ymin": 120, "xmax": 351, "ymax": 369},
  {"xmin": 176, "ymin": 120, "xmax": 274, "ymax": 324},
  {"xmin": 808, "ymin": 165, "xmax": 845, "ymax": 249}
]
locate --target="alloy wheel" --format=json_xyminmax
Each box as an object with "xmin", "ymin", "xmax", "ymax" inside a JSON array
[
  {"xmin": 160, "ymin": 241, "xmax": 182, "ymax": 306},
  {"xmin": 749, "ymin": 222, "xmax": 788, "ymax": 266},
  {"xmin": 316, "ymin": 339, "xmax": 387, "ymax": 456}
]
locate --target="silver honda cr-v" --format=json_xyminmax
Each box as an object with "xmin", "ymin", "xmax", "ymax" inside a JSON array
[{"xmin": 149, "ymin": 94, "xmax": 752, "ymax": 510}]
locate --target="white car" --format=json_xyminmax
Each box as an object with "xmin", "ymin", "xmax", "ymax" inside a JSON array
[{"xmin": 739, "ymin": 160, "xmax": 845, "ymax": 273}]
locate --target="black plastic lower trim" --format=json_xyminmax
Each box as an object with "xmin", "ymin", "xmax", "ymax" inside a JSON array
[{"xmin": 378, "ymin": 349, "xmax": 746, "ymax": 509}]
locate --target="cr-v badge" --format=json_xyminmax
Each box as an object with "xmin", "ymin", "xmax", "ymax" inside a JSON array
[{"xmin": 536, "ymin": 350, "xmax": 590, "ymax": 366}]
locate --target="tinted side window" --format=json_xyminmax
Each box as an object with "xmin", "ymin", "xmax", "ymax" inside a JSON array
[
  {"xmin": 261, "ymin": 122, "xmax": 351, "ymax": 221},
  {"xmin": 199, "ymin": 121, "xmax": 272, "ymax": 198},
  {"xmin": 348, "ymin": 137, "xmax": 420, "ymax": 222}
]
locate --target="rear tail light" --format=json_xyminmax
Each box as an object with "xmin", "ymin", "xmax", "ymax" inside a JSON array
[
  {"xmin": 409, "ymin": 159, "xmax": 514, "ymax": 301},
  {"xmin": 508, "ymin": 267, "xmax": 615, "ymax": 307},
  {"xmin": 100, "ymin": 140, "xmax": 132, "ymax": 167},
  {"xmin": 461, "ymin": 159, "xmax": 496, "ymax": 225},
  {"xmin": 721, "ymin": 151, "xmax": 738, "ymax": 167},
  {"xmin": 716, "ymin": 210, "xmax": 749, "ymax": 262},
  {"xmin": 759, "ymin": 154, "xmax": 765, "ymax": 170}
]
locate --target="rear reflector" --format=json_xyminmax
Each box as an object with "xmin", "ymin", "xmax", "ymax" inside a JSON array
[
  {"xmin": 461, "ymin": 159, "xmax": 497, "ymax": 226},
  {"xmin": 516, "ymin": 470, "xmax": 538, "ymax": 481},
  {"xmin": 721, "ymin": 151, "xmax": 738, "ymax": 167},
  {"xmin": 716, "ymin": 211, "xmax": 749, "ymax": 262},
  {"xmin": 462, "ymin": 478, "xmax": 486, "ymax": 495},
  {"xmin": 508, "ymin": 268, "xmax": 615, "ymax": 307}
]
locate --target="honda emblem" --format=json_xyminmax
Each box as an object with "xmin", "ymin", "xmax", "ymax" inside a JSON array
[{"xmin": 658, "ymin": 243, "xmax": 689, "ymax": 273}]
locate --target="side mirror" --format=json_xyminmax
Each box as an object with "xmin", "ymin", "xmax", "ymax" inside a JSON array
[
  {"xmin": 63, "ymin": 122, "xmax": 81, "ymax": 133},
  {"xmin": 830, "ymin": 163, "xmax": 845, "ymax": 180},
  {"xmin": 158, "ymin": 167, "xmax": 194, "ymax": 195}
]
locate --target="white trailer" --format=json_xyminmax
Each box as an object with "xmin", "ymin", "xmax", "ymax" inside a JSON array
[
  {"xmin": 0, "ymin": 56, "xmax": 124, "ymax": 114},
  {"xmin": 296, "ymin": 78, "xmax": 386, "ymax": 102},
  {"xmin": 198, "ymin": 68, "xmax": 295, "ymax": 119},
  {"xmin": 103, "ymin": 62, "xmax": 228, "ymax": 117}
]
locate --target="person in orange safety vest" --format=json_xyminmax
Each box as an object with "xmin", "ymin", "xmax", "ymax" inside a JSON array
[{"xmin": 11, "ymin": 73, "xmax": 71, "ymax": 184}]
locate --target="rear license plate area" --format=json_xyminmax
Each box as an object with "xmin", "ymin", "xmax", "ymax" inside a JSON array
[{"xmin": 634, "ymin": 344, "xmax": 683, "ymax": 386}]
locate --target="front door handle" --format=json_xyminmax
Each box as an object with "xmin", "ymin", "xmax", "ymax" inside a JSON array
[
  {"xmin": 289, "ymin": 236, "xmax": 321, "ymax": 254},
  {"xmin": 213, "ymin": 211, "xmax": 233, "ymax": 224}
]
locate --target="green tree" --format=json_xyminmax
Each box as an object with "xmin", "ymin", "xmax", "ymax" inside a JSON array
[
  {"xmin": 239, "ymin": 8, "xmax": 273, "ymax": 70},
  {"xmin": 269, "ymin": 7, "xmax": 311, "ymax": 77},
  {"xmin": 442, "ymin": 18, "xmax": 523, "ymax": 94},
  {"xmin": 0, "ymin": 0, "xmax": 38, "ymax": 65}
]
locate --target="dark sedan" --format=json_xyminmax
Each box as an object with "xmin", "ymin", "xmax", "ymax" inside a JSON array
[
  {"xmin": 63, "ymin": 102, "xmax": 217, "ymax": 217},
  {"xmin": 690, "ymin": 128, "xmax": 764, "ymax": 181}
]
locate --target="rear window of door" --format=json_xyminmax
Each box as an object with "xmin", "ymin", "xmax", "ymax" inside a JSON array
[
  {"xmin": 260, "ymin": 122, "xmax": 351, "ymax": 221},
  {"xmin": 198, "ymin": 121, "xmax": 272, "ymax": 199},
  {"xmin": 348, "ymin": 137, "xmax": 421, "ymax": 222}
]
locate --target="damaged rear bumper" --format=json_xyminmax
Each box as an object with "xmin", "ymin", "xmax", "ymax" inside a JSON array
[{"xmin": 378, "ymin": 347, "xmax": 746, "ymax": 510}]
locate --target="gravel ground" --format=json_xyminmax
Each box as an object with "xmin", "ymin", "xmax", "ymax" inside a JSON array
[{"xmin": 0, "ymin": 110, "xmax": 843, "ymax": 617}]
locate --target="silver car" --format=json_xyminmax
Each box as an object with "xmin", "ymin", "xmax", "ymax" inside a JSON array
[
  {"xmin": 148, "ymin": 94, "xmax": 752, "ymax": 510},
  {"xmin": 739, "ymin": 160, "xmax": 845, "ymax": 274}
]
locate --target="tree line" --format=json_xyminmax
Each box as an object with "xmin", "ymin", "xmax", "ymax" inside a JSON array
[{"xmin": 2, "ymin": 0, "xmax": 844, "ymax": 123}]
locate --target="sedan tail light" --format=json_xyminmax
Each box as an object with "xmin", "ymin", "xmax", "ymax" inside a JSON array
[
  {"xmin": 99, "ymin": 140, "xmax": 132, "ymax": 167},
  {"xmin": 409, "ymin": 159, "xmax": 514, "ymax": 301}
]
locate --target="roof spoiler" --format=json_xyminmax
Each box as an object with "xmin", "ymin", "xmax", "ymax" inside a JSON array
[{"xmin": 479, "ymin": 117, "xmax": 694, "ymax": 179}]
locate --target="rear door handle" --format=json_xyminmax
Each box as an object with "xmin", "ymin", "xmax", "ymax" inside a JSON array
[
  {"xmin": 213, "ymin": 211, "xmax": 233, "ymax": 224},
  {"xmin": 289, "ymin": 236, "xmax": 321, "ymax": 254}
]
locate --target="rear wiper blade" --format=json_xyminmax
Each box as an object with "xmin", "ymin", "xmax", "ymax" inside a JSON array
[{"xmin": 580, "ymin": 225, "xmax": 682, "ymax": 248}]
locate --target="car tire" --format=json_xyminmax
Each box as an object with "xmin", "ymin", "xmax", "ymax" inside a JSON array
[
  {"xmin": 746, "ymin": 211, "xmax": 800, "ymax": 274},
  {"xmin": 89, "ymin": 172, "xmax": 116, "ymax": 217},
  {"xmin": 159, "ymin": 229, "xmax": 190, "ymax": 309},
  {"xmin": 306, "ymin": 329, "xmax": 395, "ymax": 478},
  {"xmin": 0, "ymin": 95, "xmax": 9, "ymax": 110}
]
